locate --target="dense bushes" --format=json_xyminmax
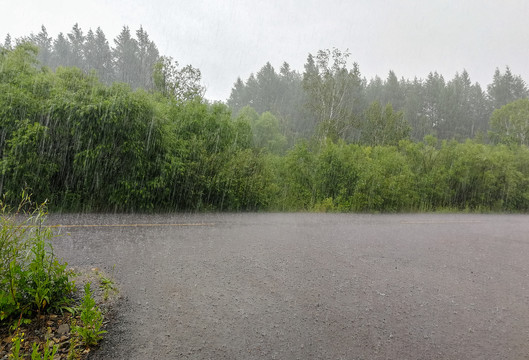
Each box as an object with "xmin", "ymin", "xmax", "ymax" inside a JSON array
[
  {"xmin": 2, "ymin": 44, "xmax": 529, "ymax": 213},
  {"xmin": 0, "ymin": 45, "xmax": 265, "ymax": 211},
  {"xmin": 269, "ymin": 139, "xmax": 529, "ymax": 212}
]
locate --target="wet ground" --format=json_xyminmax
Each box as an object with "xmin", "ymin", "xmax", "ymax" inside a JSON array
[{"xmin": 49, "ymin": 213, "xmax": 529, "ymax": 359}]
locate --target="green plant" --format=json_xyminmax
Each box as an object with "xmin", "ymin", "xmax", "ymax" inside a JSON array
[
  {"xmin": 31, "ymin": 338, "xmax": 58, "ymax": 360},
  {"xmin": 8, "ymin": 331, "xmax": 24, "ymax": 360},
  {"xmin": 67, "ymin": 330, "xmax": 81, "ymax": 360},
  {"xmin": 99, "ymin": 276, "xmax": 116, "ymax": 302},
  {"xmin": 0, "ymin": 193, "xmax": 75, "ymax": 325},
  {"xmin": 72, "ymin": 283, "xmax": 106, "ymax": 346}
]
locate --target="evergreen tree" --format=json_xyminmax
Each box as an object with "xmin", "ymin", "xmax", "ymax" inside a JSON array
[
  {"xmin": 422, "ymin": 72, "xmax": 446, "ymax": 136},
  {"xmin": 487, "ymin": 66, "xmax": 528, "ymax": 110},
  {"xmin": 383, "ymin": 70, "xmax": 405, "ymax": 110},
  {"xmin": 83, "ymin": 29, "xmax": 98, "ymax": 73},
  {"xmin": 228, "ymin": 62, "xmax": 308, "ymax": 142},
  {"xmin": 3, "ymin": 33, "xmax": 12, "ymax": 50},
  {"xmin": 113, "ymin": 26, "xmax": 139, "ymax": 86},
  {"xmin": 365, "ymin": 76, "xmax": 384, "ymax": 106},
  {"xmin": 94, "ymin": 27, "xmax": 113, "ymax": 83},
  {"xmin": 34, "ymin": 25, "xmax": 52, "ymax": 67},
  {"xmin": 254, "ymin": 62, "xmax": 279, "ymax": 113},
  {"xmin": 51, "ymin": 32, "xmax": 71, "ymax": 69},
  {"xmin": 67, "ymin": 23, "xmax": 85, "ymax": 70},
  {"xmin": 83, "ymin": 27, "xmax": 113, "ymax": 83},
  {"xmin": 276, "ymin": 62, "xmax": 308, "ymax": 140},
  {"xmin": 402, "ymin": 77, "xmax": 429, "ymax": 141},
  {"xmin": 135, "ymin": 26, "xmax": 159, "ymax": 89},
  {"xmin": 468, "ymin": 83, "xmax": 491, "ymax": 138},
  {"xmin": 227, "ymin": 77, "xmax": 246, "ymax": 113},
  {"xmin": 439, "ymin": 71, "xmax": 473, "ymax": 139}
]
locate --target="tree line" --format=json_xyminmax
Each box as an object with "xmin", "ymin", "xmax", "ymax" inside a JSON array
[
  {"xmin": 2, "ymin": 24, "xmax": 203, "ymax": 100},
  {"xmin": 2, "ymin": 39, "xmax": 529, "ymax": 212},
  {"xmin": 228, "ymin": 49, "xmax": 528, "ymax": 145}
]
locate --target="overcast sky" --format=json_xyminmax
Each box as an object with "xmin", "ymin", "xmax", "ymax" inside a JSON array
[{"xmin": 2, "ymin": 0, "xmax": 529, "ymax": 101}]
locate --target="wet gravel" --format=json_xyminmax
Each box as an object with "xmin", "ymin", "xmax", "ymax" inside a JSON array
[{"xmin": 49, "ymin": 213, "xmax": 529, "ymax": 359}]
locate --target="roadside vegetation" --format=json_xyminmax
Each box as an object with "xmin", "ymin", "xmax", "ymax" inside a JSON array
[
  {"xmin": 0, "ymin": 194, "xmax": 116, "ymax": 359},
  {"xmin": 1, "ymin": 27, "xmax": 529, "ymax": 213}
]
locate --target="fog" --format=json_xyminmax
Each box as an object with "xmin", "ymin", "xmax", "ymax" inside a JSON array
[{"xmin": 3, "ymin": 0, "xmax": 529, "ymax": 101}]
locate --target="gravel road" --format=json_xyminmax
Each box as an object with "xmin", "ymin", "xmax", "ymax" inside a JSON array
[{"xmin": 49, "ymin": 213, "xmax": 529, "ymax": 359}]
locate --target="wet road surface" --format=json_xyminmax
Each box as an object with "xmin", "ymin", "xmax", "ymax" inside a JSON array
[{"xmin": 49, "ymin": 213, "xmax": 529, "ymax": 359}]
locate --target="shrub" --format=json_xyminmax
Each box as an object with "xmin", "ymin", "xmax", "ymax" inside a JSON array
[{"xmin": 0, "ymin": 193, "xmax": 74, "ymax": 325}]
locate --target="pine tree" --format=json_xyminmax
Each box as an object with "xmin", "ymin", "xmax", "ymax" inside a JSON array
[
  {"xmin": 34, "ymin": 25, "xmax": 52, "ymax": 67},
  {"xmin": 67, "ymin": 23, "xmax": 85, "ymax": 70},
  {"xmin": 3, "ymin": 33, "xmax": 12, "ymax": 50},
  {"xmin": 487, "ymin": 66, "xmax": 528, "ymax": 110},
  {"xmin": 113, "ymin": 26, "xmax": 138, "ymax": 86},
  {"xmin": 383, "ymin": 70, "xmax": 405, "ymax": 110},
  {"xmin": 52, "ymin": 32, "xmax": 71, "ymax": 69},
  {"xmin": 135, "ymin": 26, "xmax": 159, "ymax": 89}
]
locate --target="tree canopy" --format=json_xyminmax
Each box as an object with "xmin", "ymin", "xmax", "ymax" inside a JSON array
[
  {"xmin": 227, "ymin": 49, "xmax": 528, "ymax": 146},
  {"xmin": 2, "ymin": 38, "xmax": 529, "ymax": 213},
  {"xmin": 489, "ymin": 99, "xmax": 529, "ymax": 146}
]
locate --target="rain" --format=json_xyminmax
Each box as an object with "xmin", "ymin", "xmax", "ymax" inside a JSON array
[{"xmin": 2, "ymin": 1, "xmax": 529, "ymax": 359}]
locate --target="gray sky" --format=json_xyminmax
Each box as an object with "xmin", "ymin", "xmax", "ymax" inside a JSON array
[{"xmin": 2, "ymin": 0, "xmax": 528, "ymax": 101}]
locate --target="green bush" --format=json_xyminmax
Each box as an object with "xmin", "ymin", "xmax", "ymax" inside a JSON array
[{"xmin": 0, "ymin": 194, "xmax": 74, "ymax": 325}]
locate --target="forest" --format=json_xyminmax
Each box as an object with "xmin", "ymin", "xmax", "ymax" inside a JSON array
[{"xmin": 2, "ymin": 25, "xmax": 529, "ymax": 212}]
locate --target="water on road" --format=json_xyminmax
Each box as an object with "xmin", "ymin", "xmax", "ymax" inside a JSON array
[{"xmin": 49, "ymin": 213, "xmax": 529, "ymax": 359}]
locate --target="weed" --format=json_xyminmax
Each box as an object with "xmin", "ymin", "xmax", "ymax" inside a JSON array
[
  {"xmin": 72, "ymin": 283, "xmax": 106, "ymax": 346},
  {"xmin": 67, "ymin": 329, "xmax": 81, "ymax": 360},
  {"xmin": 0, "ymin": 193, "xmax": 75, "ymax": 325},
  {"xmin": 30, "ymin": 338, "xmax": 58, "ymax": 360},
  {"xmin": 98, "ymin": 265, "xmax": 117, "ymax": 301},
  {"xmin": 8, "ymin": 331, "xmax": 24, "ymax": 360}
]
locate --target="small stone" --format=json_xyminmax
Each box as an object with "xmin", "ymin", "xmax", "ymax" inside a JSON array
[{"xmin": 57, "ymin": 324, "xmax": 70, "ymax": 335}]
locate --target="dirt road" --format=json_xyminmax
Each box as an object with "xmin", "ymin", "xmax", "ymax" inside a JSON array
[{"xmin": 49, "ymin": 213, "xmax": 529, "ymax": 359}]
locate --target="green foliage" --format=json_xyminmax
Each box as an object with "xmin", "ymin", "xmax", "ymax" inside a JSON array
[
  {"xmin": 0, "ymin": 194, "xmax": 74, "ymax": 325},
  {"xmin": 94, "ymin": 266, "xmax": 118, "ymax": 301},
  {"xmin": 361, "ymin": 101, "xmax": 410, "ymax": 146},
  {"xmin": 489, "ymin": 99, "xmax": 529, "ymax": 146},
  {"xmin": 72, "ymin": 283, "xmax": 106, "ymax": 347},
  {"xmin": 153, "ymin": 56, "xmax": 204, "ymax": 101},
  {"xmin": 487, "ymin": 67, "xmax": 529, "ymax": 110},
  {"xmin": 2, "ymin": 44, "xmax": 529, "ymax": 213},
  {"xmin": 349, "ymin": 145, "xmax": 416, "ymax": 212},
  {"xmin": 236, "ymin": 107, "xmax": 287, "ymax": 154},
  {"xmin": 303, "ymin": 48, "xmax": 364, "ymax": 141},
  {"xmin": 31, "ymin": 339, "xmax": 58, "ymax": 360},
  {"xmin": 253, "ymin": 112, "xmax": 287, "ymax": 154},
  {"xmin": 279, "ymin": 141, "xmax": 317, "ymax": 210},
  {"xmin": 228, "ymin": 51, "xmax": 529, "ymax": 145},
  {"xmin": 313, "ymin": 140, "xmax": 360, "ymax": 210},
  {"xmin": 8, "ymin": 331, "xmax": 23, "ymax": 360}
]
